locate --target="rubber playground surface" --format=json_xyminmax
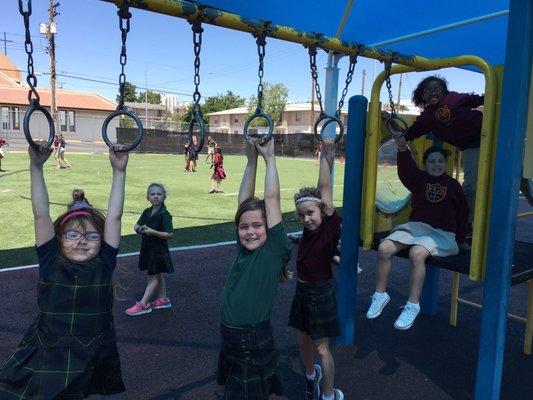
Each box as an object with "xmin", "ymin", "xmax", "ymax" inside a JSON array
[{"xmin": 1, "ymin": 199, "xmax": 532, "ymax": 400}]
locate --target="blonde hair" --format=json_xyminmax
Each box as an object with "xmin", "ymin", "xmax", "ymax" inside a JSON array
[{"xmin": 146, "ymin": 182, "xmax": 167, "ymax": 199}]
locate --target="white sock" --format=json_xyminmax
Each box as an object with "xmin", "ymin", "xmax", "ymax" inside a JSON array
[
  {"xmin": 323, "ymin": 393, "xmax": 334, "ymax": 400},
  {"xmin": 306, "ymin": 370, "xmax": 316, "ymax": 380},
  {"xmin": 407, "ymin": 301, "xmax": 420, "ymax": 310},
  {"xmin": 375, "ymin": 291, "xmax": 387, "ymax": 297}
]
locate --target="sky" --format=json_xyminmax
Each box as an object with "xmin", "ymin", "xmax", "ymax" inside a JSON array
[{"xmin": 1, "ymin": 1, "xmax": 486, "ymax": 108}]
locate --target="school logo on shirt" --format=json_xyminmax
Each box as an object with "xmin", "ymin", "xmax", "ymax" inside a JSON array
[
  {"xmin": 435, "ymin": 105, "xmax": 451, "ymax": 123},
  {"xmin": 426, "ymin": 183, "xmax": 447, "ymax": 203}
]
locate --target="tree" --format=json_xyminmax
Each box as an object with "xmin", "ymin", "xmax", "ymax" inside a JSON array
[
  {"xmin": 117, "ymin": 81, "xmax": 137, "ymax": 103},
  {"xmin": 203, "ymin": 91, "xmax": 245, "ymax": 115},
  {"xmin": 138, "ymin": 90, "xmax": 162, "ymax": 105},
  {"xmin": 247, "ymin": 82, "xmax": 288, "ymax": 126}
]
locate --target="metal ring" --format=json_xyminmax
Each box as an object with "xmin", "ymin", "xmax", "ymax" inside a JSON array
[
  {"xmin": 188, "ymin": 109, "xmax": 206, "ymax": 153},
  {"xmin": 101, "ymin": 109, "xmax": 143, "ymax": 152},
  {"xmin": 23, "ymin": 100, "xmax": 55, "ymax": 150},
  {"xmin": 243, "ymin": 109, "xmax": 273, "ymax": 145},
  {"xmin": 313, "ymin": 113, "xmax": 344, "ymax": 143},
  {"xmin": 386, "ymin": 115, "xmax": 409, "ymax": 137}
]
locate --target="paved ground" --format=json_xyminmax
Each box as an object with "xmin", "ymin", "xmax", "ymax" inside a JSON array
[{"xmin": 0, "ymin": 199, "xmax": 531, "ymax": 399}]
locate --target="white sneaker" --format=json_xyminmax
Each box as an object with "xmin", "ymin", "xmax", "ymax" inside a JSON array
[
  {"xmin": 394, "ymin": 302, "xmax": 421, "ymax": 330},
  {"xmin": 333, "ymin": 388, "xmax": 344, "ymax": 400},
  {"xmin": 366, "ymin": 292, "xmax": 390, "ymax": 319},
  {"xmin": 357, "ymin": 263, "xmax": 363, "ymax": 274}
]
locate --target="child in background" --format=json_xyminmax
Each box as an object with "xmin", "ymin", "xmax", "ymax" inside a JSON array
[
  {"xmin": 187, "ymin": 135, "xmax": 199, "ymax": 172},
  {"xmin": 206, "ymin": 135, "xmax": 218, "ymax": 163},
  {"xmin": 209, "ymin": 147, "xmax": 226, "ymax": 193},
  {"xmin": 68, "ymin": 188, "xmax": 93, "ymax": 210},
  {"xmin": 58, "ymin": 132, "xmax": 71, "ymax": 169},
  {"xmin": 52, "ymin": 134, "xmax": 60, "ymax": 168},
  {"xmin": 366, "ymin": 136, "xmax": 469, "ymax": 330},
  {"xmin": 126, "ymin": 183, "xmax": 174, "ymax": 316},
  {"xmin": 382, "ymin": 76, "xmax": 483, "ymax": 224},
  {"xmin": 289, "ymin": 139, "xmax": 344, "ymax": 400},
  {"xmin": 0, "ymin": 136, "xmax": 6, "ymax": 172},
  {"xmin": 217, "ymin": 138, "xmax": 292, "ymax": 399},
  {"xmin": 0, "ymin": 143, "xmax": 128, "ymax": 398}
]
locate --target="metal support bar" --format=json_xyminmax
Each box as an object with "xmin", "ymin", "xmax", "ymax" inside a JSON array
[
  {"xmin": 450, "ymin": 272, "xmax": 460, "ymax": 326},
  {"xmin": 337, "ymin": 95, "xmax": 367, "ymax": 345},
  {"xmin": 421, "ymin": 265, "xmax": 440, "ymax": 316}
]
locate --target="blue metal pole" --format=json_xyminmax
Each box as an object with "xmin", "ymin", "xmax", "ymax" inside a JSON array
[
  {"xmin": 337, "ymin": 95, "xmax": 367, "ymax": 345},
  {"xmin": 475, "ymin": 0, "xmax": 532, "ymax": 398}
]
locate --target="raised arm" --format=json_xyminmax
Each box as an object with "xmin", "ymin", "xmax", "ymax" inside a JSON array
[
  {"xmin": 238, "ymin": 139, "xmax": 258, "ymax": 206},
  {"xmin": 255, "ymin": 138, "xmax": 282, "ymax": 228},
  {"xmin": 317, "ymin": 139, "xmax": 335, "ymax": 216},
  {"xmin": 104, "ymin": 147, "xmax": 128, "ymax": 249},
  {"xmin": 29, "ymin": 144, "xmax": 54, "ymax": 246}
]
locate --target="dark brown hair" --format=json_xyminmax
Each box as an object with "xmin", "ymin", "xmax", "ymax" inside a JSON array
[
  {"xmin": 54, "ymin": 208, "xmax": 106, "ymax": 242},
  {"xmin": 412, "ymin": 75, "xmax": 449, "ymax": 108},
  {"xmin": 423, "ymin": 146, "xmax": 450, "ymax": 163},
  {"xmin": 234, "ymin": 197, "xmax": 266, "ymax": 226},
  {"xmin": 293, "ymin": 187, "xmax": 324, "ymax": 212},
  {"xmin": 72, "ymin": 188, "xmax": 85, "ymax": 200}
]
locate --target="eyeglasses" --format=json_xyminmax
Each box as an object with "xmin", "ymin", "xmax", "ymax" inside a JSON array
[
  {"xmin": 423, "ymin": 86, "xmax": 444, "ymax": 95},
  {"xmin": 63, "ymin": 230, "xmax": 101, "ymax": 241}
]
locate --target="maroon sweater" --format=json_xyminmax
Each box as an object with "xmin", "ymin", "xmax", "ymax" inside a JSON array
[
  {"xmin": 297, "ymin": 211, "xmax": 341, "ymax": 281},
  {"xmin": 397, "ymin": 150, "xmax": 469, "ymax": 244},
  {"xmin": 404, "ymin": 92, "xmax": 484, "ymax": 150}
]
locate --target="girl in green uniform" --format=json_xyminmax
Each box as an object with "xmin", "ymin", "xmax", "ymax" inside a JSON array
[
  {"xmin": 125, "ymin": 183, "xmax": 174, "ymax": 316},
  {"xmin": 217, "ymin": 138, "xmax": 292, "ymax": 399},
  {"xmin": 0, "ymin": 143, "xmax": 128, "ymax": 399}
]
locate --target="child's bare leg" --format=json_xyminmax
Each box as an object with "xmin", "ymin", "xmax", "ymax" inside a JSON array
[
  {"xmin": 407, "ymin": 245, "xmax": 430, "ymax": 303},
  {"xmin": 297, "ymin": 331, "xmax": 315, "ymax": 375},
  {"xmin": 140, "ymin": 274, "xmax": 159, "ymax": 305},
  {"xmin": 314, "ymin": 338, "xmax": 334, "ymax": 396},
  {"xmin": 156, "ymin": 274, "xmax": 167, "ymax": 299},
  {"xmin": 376, "ymin": 240, "xmax": 408, "ymax": 292}
]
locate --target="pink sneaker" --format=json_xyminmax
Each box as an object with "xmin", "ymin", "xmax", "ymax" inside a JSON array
[
  {"xmin": 125, "ymin": 301, "xmax": 152, "ymax": 316},
  {"xmin": 151, "ymin": 297, "xmax": 172, "ymax": 310}
]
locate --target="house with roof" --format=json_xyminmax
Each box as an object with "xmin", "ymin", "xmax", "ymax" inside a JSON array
[
  {"xmin": 205, "ymin": 102, "xmax": 348, "ymax": 135},
  {"xmin": 0, "ymin": 53, "xmax": 118, "ymax": 143}
]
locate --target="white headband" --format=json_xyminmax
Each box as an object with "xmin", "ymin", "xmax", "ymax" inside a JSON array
[{"xmin": 295, "ymin": 196, "xmax": 322, "ymax": 205}]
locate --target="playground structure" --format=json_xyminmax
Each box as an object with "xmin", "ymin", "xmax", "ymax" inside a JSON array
[{"xmin": 16, "ymin": 1, "xmax": 533, "ymax": 399}]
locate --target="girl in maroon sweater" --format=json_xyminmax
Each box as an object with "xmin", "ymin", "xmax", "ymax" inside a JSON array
[
  {"xmin": 366, "ymin": 137, "xmax": 469, "ymax": 331},
  {"xmin": 289, "ymin": 139, "xmax": 344, "ymax": 400},
  {"xmin": 383, "ymin": 76, "xmax": 483, "ymax": 224}
]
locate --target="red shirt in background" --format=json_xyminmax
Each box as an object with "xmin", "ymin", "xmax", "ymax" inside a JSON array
[
  {"xmin": 296, "ymin": 211, "xmax": 341, "ymax": 281},
  {"xmin": 404, "ymin": 92, "xmax": 484, "ymax": 150},
  {"xmin": 397, "ymin": 150, "xmax": 469, "ymax": 244}
]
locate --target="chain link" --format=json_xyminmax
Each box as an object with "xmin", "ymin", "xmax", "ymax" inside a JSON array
[
  {"xmin": 18, "ymin": 0, "xmax": 40, "ymax": 104},
  {"xmin": 116, "ymin": 0, "xmax": 132, "ymax": 111},
  {"xmin": 336, "ymin": 53, "xmax": 358, "ymax": 117},
  {"xmin": 308, "ymin": 45, "xmax": 324, "ymax": 115},
  {"xmin": 254, "ymin": 24, "xmax": 269, "ymax": 110},
  {"xmin": 384, "ymin": 56, "xmax": 397, "ymax": 117},
  {"xmin": 191, "ymin": 20, "xmax": 203, "ymax": 110}
]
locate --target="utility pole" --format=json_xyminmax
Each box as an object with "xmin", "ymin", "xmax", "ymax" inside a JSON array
[
  {"xmin": 397, "ymin": 73, "xmax": 403, "ymax": 109},
  {"xmin": 1, "ymin": 33, "xmax": 13, "ymax": 55},
  {"xmin": 361, "ymin": 68, "xmax": 366, "ymax": 95},
  {"xmin": 41, "ymin": 2, "xmax": 60, "ymax": 130}
]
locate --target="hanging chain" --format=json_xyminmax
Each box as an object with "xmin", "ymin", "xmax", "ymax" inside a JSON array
[
  {"xmin": 384, "ymin": 55, "xmax": 397, "ymax": 117},
  {"xmin": 336, "ymin": 52, "xmax": 358, "ymax": 117},
  {"xmin": 254, "ymin": 22, "xmax": 270, "ymax": 111},
  {"xmin": 18, "ymin": 0, "xmax": 39, "ymax": 104},
  {"xmin": 116, "ymin": 0, "xmax": 132, "ymax": 111},
  {"xmin": 308, "ymin": 44, "xmax": 324, "ymax": 115},
  {"xmin": 191, "ymin": 19, "xmax": 203, "ymax": 112}
]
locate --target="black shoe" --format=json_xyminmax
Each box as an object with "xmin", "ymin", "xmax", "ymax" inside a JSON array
[{"xmin": 305, "ymin": 364, "xmax": 322, "ymax": 400}]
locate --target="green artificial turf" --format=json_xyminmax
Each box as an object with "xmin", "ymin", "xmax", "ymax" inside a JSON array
[{"xmin": 0, "ymin": 152, "xmax": 347, "ymax": 269}]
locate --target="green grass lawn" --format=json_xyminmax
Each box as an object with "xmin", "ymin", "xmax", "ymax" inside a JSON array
[{"xmin": 0, "ymin": 152, "xmax": 346, "ymax": 269}]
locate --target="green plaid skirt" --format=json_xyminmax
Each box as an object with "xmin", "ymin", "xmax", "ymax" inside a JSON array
[
  {"xmin": 217, "ymin": 320, "xmax": 284, "ymax": 400},
  {"xmin": 0, "ymin": 326, "xmax": 124, "ymax": 399},
  {"xmin": 288, "ymin": 280, "xmax": 340, "ymax": 340}
]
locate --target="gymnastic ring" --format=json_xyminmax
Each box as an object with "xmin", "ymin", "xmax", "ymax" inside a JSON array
[
  {"xmin": 23, "ymin": 99, "xmax": 55, "ymax": 150},
  {"xmin": 243, "ymin": 109, "xmax": 273, "ymax": 145},
  {"xmin": 386, "ymin": 115, "xmax": 409, "ymax": 137},
  {"xmin": 101, "ymin": 109, "xmax": 143, "ymax": 152},
  {"xmin": 188, "ymin": 109, "xmax": 206, "ymax": 153},
  {"xmin": 313, "ymin": 113, "xmax": 344, "ymax": 143}
]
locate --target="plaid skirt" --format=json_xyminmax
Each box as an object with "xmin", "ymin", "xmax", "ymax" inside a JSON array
[
  {"xmin": 288, "ymin": 280, "xmax": 340, "ymax": 340},
  {"xmin": 0, "ymin": 328, "xmax": 125, "ymax": 399},
  {"xmin": 217, "ymin": 320, "xmax": 283, "ymax": 400}
]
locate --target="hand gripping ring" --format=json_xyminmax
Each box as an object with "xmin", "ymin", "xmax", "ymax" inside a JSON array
[
  {"xmin": 243, "ymin": 109, "xmax": 273, "ymax": 145},
  {"xmin": 23, "ymin": 100, "xmax": 55, "ymax": 150},
  {"xmin": 313, "ymin": 113, "xmax": 344, "ymax": 143},
  {"xmin": 386, "ymin": 114, "xmax": 409, "ymax": 137},
  {"xmin": 188, "ymin": 109, "xmax": 206, "ymax": 153},
  {"xmin": 101, "ymin": 109, "xmax": 143, "ymax": 152}
]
